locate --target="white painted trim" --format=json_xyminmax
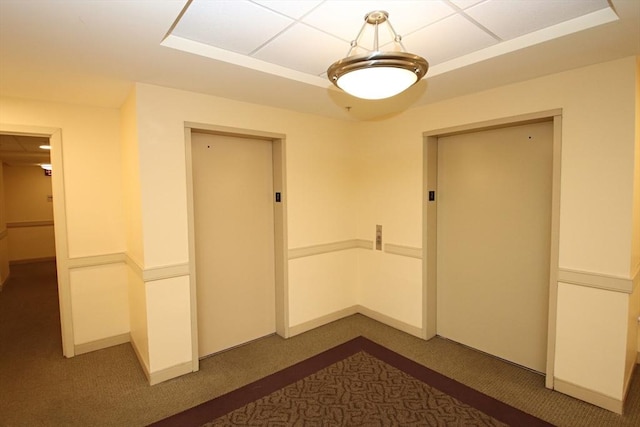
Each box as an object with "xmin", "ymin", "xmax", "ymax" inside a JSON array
[
  {"xmin": 288, "ymin": 239, "xmax": 372, "ymax": 260},
  {"xmin": 74, "ymin": 333, "xmax": 130, "ymax": 355},
  {"xmin": 130, "ymin": 336, "xmax": 151, "ymax": 383},
  {"xmin": 287, "ymin": 305, "xmax": 422, "ymax": 339},
  {"xmin": 125, "ymin": 253, "xmax": 144, "ymax": 279},
  {"xmin": 272, "ymin": 138, "xmax": 290, "ymax": 339},
  {"xmin": 356, "ymin": 239, "xmax": 374, "ymax": 250},
  {"xmin": 68, "ymin": 253, "xmax": 126, "ymax": 269},
  {"xmin": 184, "ymin": 124, "xmax": 289, "ymax": 369},
  {"xmin": 288, "ymin": 306, "xmax": 359, "ymax": 337},
  {"xmin": 184, "ymin": 128, "xmax": 199, "ymax": 373},
  {"xmin": 558, "ymin": 268, "xmax": 635, "ymax": 294},
  {"xmin": 6, "ymin": 220, "xmax": 54, "ymax": 228},
  {"xmin": 149, "ymin": 361, "xmax": 194, "ymax": 386},
  {"xmin": 126, "ymin": 336, "xmax": 194, "ymax": 387},
  {"xmin": 66, "ymin": 252, "xmax": 191, "ymax": 286},
  {"xmin": 423, "ymin": 109, "xmax": 564, "ymax": 138},
  {"xmin": 184, "ymin": 122, "xmax": 286, "ymax": 141},
  {"xmin": 143, "ymin": 263, "xmax": 189, "ymax": 282},
  {"xmin": 423, "ymin": 136, "xmax": 438, "ymax": 340},
  {"xmin": 623, "ymin": 360, "xmax": 637, "ymax": 405},
  {"xmin": 357, "ymin": 305, "xmax": 423, "ymax": 338},
  {"xmin": 0, "ymin": 228, "xmax": 7, "ymax": 240},
  {"xmin": 545, "ymin": 114, "xmax": 563, "ymax": 389},
  {"xmin": 384, "ymin": 244, "xmax": 422, "ymax": 259},
  {"xmin": 554, "ymin": 378, "xmax": 623, "ymax": 414}
]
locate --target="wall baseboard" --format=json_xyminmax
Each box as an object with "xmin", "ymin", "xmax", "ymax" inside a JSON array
[
  {"xmin": 356, "ymin": 305, "xmax": 423, "ymax": 338},
  {"xmin": 9, "ymin": 256, "xmax": 56, "ymax": 265},
  {"xmin": 75, "ymin": 333, "xmax": 130, "ymax": 356},
  {"xmin": 288, "ymin": 305, "xmax": 422, "ymax": 340},
  {"xmin": 288, "ymin": 306, "xmax": 359, "ymax": 337},
  {"xmin": 129, "ymin": 333, "xmax": 194, "ymax": 386},
  {"xmin": 149, "ymin": 361, "xmax": 194, "ymax": 386},
  {"xmin": 554, "ymin": 378, "xmax": 623, "ymax": 414},
  {"xmin": 130, "ymin": 335, "xmax": 151, "ymax": 383}
]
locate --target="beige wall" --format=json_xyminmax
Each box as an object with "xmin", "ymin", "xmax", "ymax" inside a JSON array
[
  {"xmin": 120, "ymin": 89, "xmax": 149, "ymax": 369},
  {"xmin": 121, "ymin": 90, "xmax": 144, "ymax": 267},
  {"xmin": 0, "ymin": 55, "xmax": 637, "ymax": 410},
  {"xmin": 132, "ymin": 83, "xmax": 358, "ymax": 373},
  {"xmin": 3, "ymin": 164, "xmax": 55, "ymax": 261},
  {"xmin": 0, "ymin": 97, "xmax": 128, "ymax": 350},
  {"xmin": 3, "ymin": 164, "xmax": 53, "ymax": 221},
  {"xmin": 0, "ymin": 98, "xmax": 125, "ymax": 257}
]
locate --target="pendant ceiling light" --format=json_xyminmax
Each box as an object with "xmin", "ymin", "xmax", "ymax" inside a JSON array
[{"xmin": 327, "ymin": 10, "xmax": 428, "ymax": 100}]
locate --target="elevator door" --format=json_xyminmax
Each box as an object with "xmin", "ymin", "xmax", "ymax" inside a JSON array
[
  {"xmin": 191, "ymin": 132, "xmax": 276, "ymax": 358},
  {"xmin": 436, "ymin": 121, "xmax": 552, "ymax": 372}
]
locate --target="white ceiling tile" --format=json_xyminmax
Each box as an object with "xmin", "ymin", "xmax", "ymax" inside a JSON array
[
  {"xmin": 449, "ymin": 0, "xmax": 486, "ymax": 10},
  {"xmin": 172, "ymin": 0, "xmax": 293, "ymax": 54},
  {"xmin": 253, "ymin": 23, "xmax": 347, "ymax": 75},
  {"xmin": 251, "ymin": 0, "xmax": 324, "ymax": 19},
  {"xmin": 303, "ymin": 1, "xmax": 456, "ymax": 42},
  {"xmin": 465, "ymin": 0, "xmax": 611, "ymax": 40},
  {"xmin": 404, "ymin": 14, "xmax": 498, "ymax": 65}
]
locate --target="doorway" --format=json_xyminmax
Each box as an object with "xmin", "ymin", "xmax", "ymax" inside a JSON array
[
  {"xmin": 0, "ymin": 125, "xmax": 72, "ymax": 357},
  {"xmin": 423, "ymin": 111, "xmax": 562, "ymax": 384},
  {"xmin": 185, "ymin": 124, "xmax": 289, "ymax": 364},
  {"xmin": 0, "ymin": 134, "xmax": 55, "ymax": 264}
]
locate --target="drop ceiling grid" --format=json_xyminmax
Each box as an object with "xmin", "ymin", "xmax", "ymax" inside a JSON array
[{"xmin": 169, "ymin": 0, "xmax": 614, "ymax": 80}]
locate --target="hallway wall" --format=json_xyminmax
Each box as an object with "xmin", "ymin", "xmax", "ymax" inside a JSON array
[
  {"xmin": 130, "ymin": 83, "xmax": 359, "ymax": 375},
  {"xmin": 0, "ymin": 56, "xmax": 637, "ymax": 413},
  {"xmin": 2, "ymin": 164, "xmax": 55, "ymax": 262},
  {"xmin": 0, "ymin": 97, "xmax": 128, "ymax": 354}
]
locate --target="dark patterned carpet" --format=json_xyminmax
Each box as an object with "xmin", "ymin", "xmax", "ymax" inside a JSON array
[{"xmin": 150, "ymin": 337, "xmax": 553, "ymax": 426}]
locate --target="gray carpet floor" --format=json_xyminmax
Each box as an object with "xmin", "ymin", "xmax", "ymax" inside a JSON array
[{"xmin": 0, "ymin": 261, "xmax": 638, "ymax": 426}]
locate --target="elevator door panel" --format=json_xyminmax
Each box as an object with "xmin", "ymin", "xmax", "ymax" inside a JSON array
[
  {"xmin": 436, "ymin": 121, "xmax": 553, "ymax": 372},
  {"xmin": 192, "ymin": 132, "xmax": 276, "ymax": 358}
]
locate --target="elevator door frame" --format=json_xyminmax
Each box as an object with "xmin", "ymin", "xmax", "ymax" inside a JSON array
[
  {"xmin": 422, "ymin": 109, "xmax": 562, "ymax": 389},
  {"xmin": 184, "ymin": 123, "xmax": 289, "ymax": 372}
]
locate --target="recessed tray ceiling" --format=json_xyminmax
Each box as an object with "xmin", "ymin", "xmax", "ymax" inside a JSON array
[{"xmin": 162, "ymin": 0, "xmax": 617, "ymax": 88}]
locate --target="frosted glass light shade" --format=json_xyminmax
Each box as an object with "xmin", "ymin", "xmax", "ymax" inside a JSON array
[
  {"xmin": 336, "ymin": 66, "xmax": 418, "ymax": 100},
  {"xmin": 327, "ymin": 11, "xmax": 429, "ymax": 100},
  {"xmin": 328, "ymin": 51, "xmax": 428, "ymax": 100}
]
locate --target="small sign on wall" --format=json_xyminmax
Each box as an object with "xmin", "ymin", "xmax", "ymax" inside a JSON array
[{"xmin": 44, "ymin": 169, "xmax": 52, "ymax": 176}]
